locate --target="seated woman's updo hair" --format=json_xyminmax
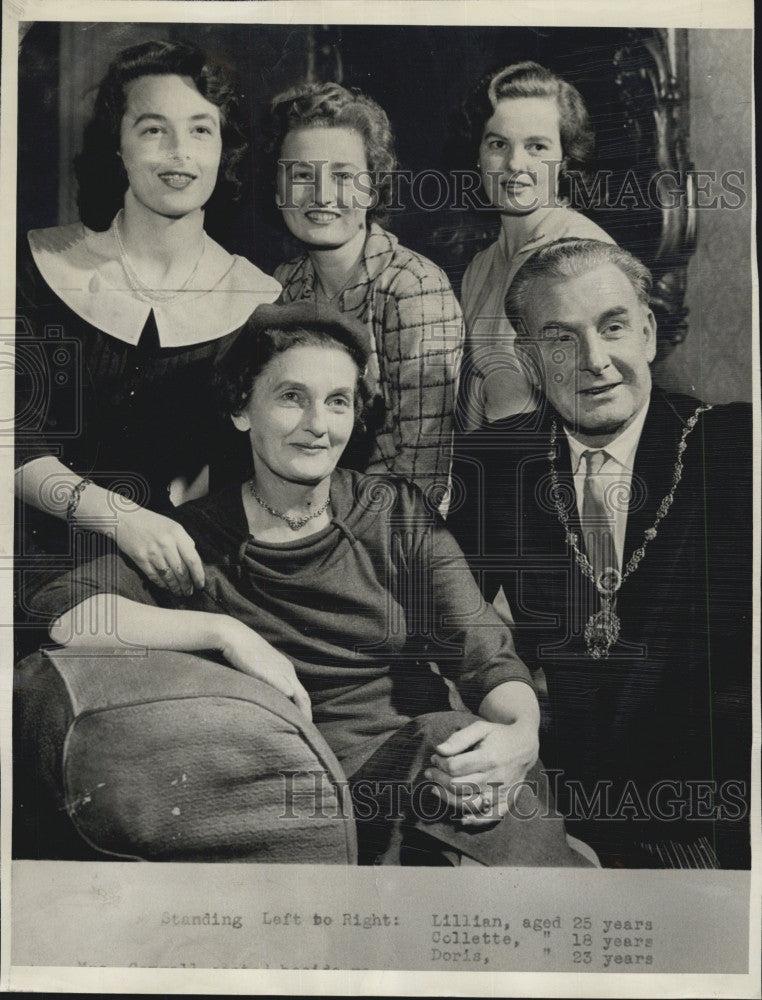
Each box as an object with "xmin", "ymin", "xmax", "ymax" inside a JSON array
[
  {"xmin": 214, "ymin": 301, "xmax": 372, "ymax": 421},
  {"xmin": 75, "ymin": 39, "xmax": 248, "ymax": 231},
  {"xmin": 265, "ymin": 82, "xmax": 398, "ymax": 225},
  {"xmin": 457, "ymin": 61, "xmax": 595, "ymax": 197}
]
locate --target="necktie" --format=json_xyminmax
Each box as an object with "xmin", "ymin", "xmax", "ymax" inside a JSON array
[{"xmin": 581, "ymin": 449, "xmax": 619, "ymax": 588}]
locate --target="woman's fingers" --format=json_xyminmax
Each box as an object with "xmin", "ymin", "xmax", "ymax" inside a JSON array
[
  {"xmin": 429, "ymin": 746, "xmax": 490, "ymax": 777},
  {"xmin": 116, "ymin": 508, "xmax": 205, "ymax": 595},
  {"xmin": 459, "ymin": 805, "xmax": 504, "ymax": 827},
  {"xmin": 427, "ymin": 772, "xmax": 508, "ymax": 826},
  {"xmin": 432, "ymin": 719, "xmax": 492, "ymax": 758},
  {"xmin": 173, "ymin": 530, "xmax": 206, "ymax": 589},
  {"xmin": 131, "ymin": 555, "xmax": 183, "ymax": 596},
  {"xmin": 153, "ymin": 561, "xmax": 188, "ymax": 597},
  {"xmin": 218, "ymin": 623, "xmax": 313, "ymax": 722},
  {"xmin": 425, "ymin": 765, "xmax": 484, "ymax": 798},
  {"xmin": 135, "ymin": 559, "xmax": 166, "ymax": 590},
  {"xmin": 254, "ymin": 665, "xmax": 313, "ymax": 723},
  {"xmin": 426, "ymin": 770, "xmax": 505, "ymax": 824},
  {"xmin": 155, "ymin": 528, "xmax": 204, "ymax": 595}
]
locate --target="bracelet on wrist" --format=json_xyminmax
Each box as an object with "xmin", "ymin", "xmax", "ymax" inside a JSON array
[{"xmin": 66, "ymin": 477, "xmax": 93, "ymax": 521}]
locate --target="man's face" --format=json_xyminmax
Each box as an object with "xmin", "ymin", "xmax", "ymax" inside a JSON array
[{"xmin": 520, "ymin": 262, "xmax": 657, "ymax": 445}]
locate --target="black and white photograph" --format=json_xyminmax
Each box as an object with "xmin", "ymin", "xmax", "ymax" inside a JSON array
[{"xmin": 1, "ymin": 0, "xmax": 758, "ymax": 993}]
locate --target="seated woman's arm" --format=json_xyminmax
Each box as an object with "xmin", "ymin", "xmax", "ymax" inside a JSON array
[
  {"xmin": 40, "ymin": 560, "xmax": 312, "ymax": 720},
  {"xmin": 428, "ymin": 680, "xmax": 540, "ymax": 825},
  {"xmin": 401, "ymin": 488, "xmax": 540, "ymax": 823}
]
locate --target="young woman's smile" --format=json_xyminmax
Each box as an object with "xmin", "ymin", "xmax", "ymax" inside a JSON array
[
  {"xmin": 119, "ymin": 73, "xmax": 223, "ymax": 219},
  {"xmin": 479, "ymin": 96, "xmax": 564, "ymax": 215},
  {"xmin": 277, "ymin": 127, "xmax": 374, "ymax": 250}
]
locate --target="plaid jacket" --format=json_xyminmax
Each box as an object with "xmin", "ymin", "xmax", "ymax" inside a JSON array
[{"xmin": 275, "ymin": 224, "xmax": 464, "ymax": 495}]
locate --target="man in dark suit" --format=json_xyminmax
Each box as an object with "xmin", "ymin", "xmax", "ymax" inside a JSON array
[{"xmin": 449, "ymin": 239, "xmax": 752, "ymax": 868}]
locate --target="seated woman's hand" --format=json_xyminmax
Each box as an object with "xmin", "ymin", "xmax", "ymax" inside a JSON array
[
  {"xmin": 425, "ymin": 717, "xmax": 539, "ymax": 826},
  {"xmin": 116, "ymin": 505, "xmax": 206, "ymax": 596},
  {"xmin": 215, "ymin": 617, "xmax": 313, "ymax": 722}
]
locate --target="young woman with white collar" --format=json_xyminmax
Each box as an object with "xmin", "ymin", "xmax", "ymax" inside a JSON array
[{"xmin": 15, "ymin": 40, "xmax": 280, "ymax": 605}]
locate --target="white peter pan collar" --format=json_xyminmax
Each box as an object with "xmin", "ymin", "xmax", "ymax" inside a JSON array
[{"xmin": 28, "ymin": 221, "xmax": 281, "ymax": 347}]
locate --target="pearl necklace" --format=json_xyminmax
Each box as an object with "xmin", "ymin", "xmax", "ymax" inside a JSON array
[
  {"xmin": 248, "ymin": 480, "xmax": 331, "ymax": 531},
  {"xmin": 547, "ymin": 403, "xmax": 711, "ymax": 659},
  {"xmin": 113, "ymin": 209, "xmax": 207, "ymax": 303}
]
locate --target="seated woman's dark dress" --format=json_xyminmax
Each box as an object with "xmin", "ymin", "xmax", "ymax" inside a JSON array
[{"xmin": 31, "ymin": 468, "xmax": 591, "ymax": 867}]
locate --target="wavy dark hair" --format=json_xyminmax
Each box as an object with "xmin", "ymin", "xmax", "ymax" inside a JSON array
[
  {"xmin": 75, "ymin": 40, "xmax": 248, "ymax": 232},
  {"xmin": 456, "ymin": 61, "xmax": 595, "ymax": 201},
  {"xmin": 264, "ymin": 82, "xmax": 398, "ymax": 226}
]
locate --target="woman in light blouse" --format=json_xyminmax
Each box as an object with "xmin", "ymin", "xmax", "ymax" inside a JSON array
[{"xmin": 456, "ymin": 61, "xmax": 614, "ymax": 430}]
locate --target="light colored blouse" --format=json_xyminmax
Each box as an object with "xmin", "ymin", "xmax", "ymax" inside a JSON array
[{"xmin": 459, "ymin": 207, "xmax": 614, "ymax": 429}]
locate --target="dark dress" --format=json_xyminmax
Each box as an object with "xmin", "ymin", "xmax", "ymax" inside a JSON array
[
  {"xmin": 30, "ymin": 469, "xmax": 592, "ymax": 867},
  {"xmin": 15, "ymin": 222, "xmax": 280, "ymax": 646}
]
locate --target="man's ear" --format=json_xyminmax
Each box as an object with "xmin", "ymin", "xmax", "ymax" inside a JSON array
[
  {"xmin": 231, "ymin": 411, "xmax": 251, "ymax": 433},
  {"xmin": 643, "ymin": 308, "xmax": 657, "ymax": 364}
]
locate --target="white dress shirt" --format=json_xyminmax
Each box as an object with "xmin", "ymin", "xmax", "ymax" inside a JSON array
[{"xmin": 564, "ymin": 404, "xmax": 650, "ymax": 570}]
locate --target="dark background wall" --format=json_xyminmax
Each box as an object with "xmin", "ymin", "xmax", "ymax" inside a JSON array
[{"xmin": 16, "ymin": 22, "xmax": 753, "ymax": 403}]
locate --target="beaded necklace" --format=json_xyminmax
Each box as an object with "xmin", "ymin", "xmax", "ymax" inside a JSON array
[
  {"xmin": 547, "ymin": 403, "xmax": 711, "ymax": 658},
  {"xmin": 248, "ymin": 480, "xmax": 331, "ymax": 532},
  {"xmin": 113, "ymin": 209, "xmax": 207, "ymax": 304}
]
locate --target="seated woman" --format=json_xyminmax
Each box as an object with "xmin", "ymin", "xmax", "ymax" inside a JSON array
[
  {"xmin": 455, "ymin": 61, "xmax": 614, "ymax": 429},
  {"xmin": 15, "ymin": 40, "xmax": 280, "ymax": 623},
  {"xmin": 35, "ymin": 300, "xmax": 591, "ymax": 867},
  {"xmin": 266, "ymin": 82, "xmax": 464, "ymax": 500}
]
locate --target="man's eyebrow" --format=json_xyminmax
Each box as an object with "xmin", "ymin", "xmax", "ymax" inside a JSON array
[
  {"xmin": 597, "ymin": 306, "xmax": 630, "ymax": 323},
  {"xmin": 538, "ymin": 307, "xmax": 631, "ymax": 335}
]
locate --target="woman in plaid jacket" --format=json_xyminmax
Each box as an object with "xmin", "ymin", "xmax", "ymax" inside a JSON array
[{"xmin": 266, "ymin": 82, "xmax": 464, "ymax": 502}]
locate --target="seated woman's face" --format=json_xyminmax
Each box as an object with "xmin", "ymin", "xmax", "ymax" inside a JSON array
[
  {"xmin": 119, "ymin": 73, "xmax": 223, "ymax": 219},
  {"xmin": 276, "ymin": 126, "xmax": 374, "ymax": 250},
  {"xmin": 479, "ymin": 96, "xmax": 563, "ymax": 216},
  {"xmin": 231, "ymin": 343, "xmax": 359, "ymax": 485}
]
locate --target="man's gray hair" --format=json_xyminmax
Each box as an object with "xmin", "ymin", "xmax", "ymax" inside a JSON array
[{"xmin": 505, "ymin": 239, "xmax": 653, "ymax": 327}]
